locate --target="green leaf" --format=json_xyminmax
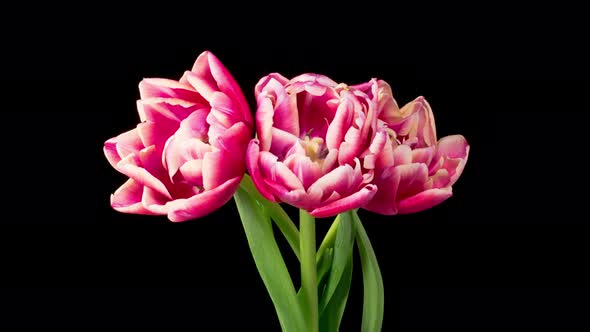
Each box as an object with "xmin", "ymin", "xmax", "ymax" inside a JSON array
[
  {"xmin": 319, "ymin": 255, "xmax": 353, "ymax": 332},
  {"xmin": 318, "ymin": 211, "xmax": 355, "ymax": 313},
  {"xmin": 317, "ymin": 247, "xmax": 334, "ymax": 291},
  {"xmin": 240, "ymin": 175, "xmax": 300, "ymax": 260},
  {"xmin": 353, "ymin": 210, "xmax": 384, "ymax": 332},
  {"xmin": 233, "ymin": 186, "xmax": 305, "ymax": 332}
]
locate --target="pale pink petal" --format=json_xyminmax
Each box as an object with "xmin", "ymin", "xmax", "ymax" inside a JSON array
[
  {"xmin": 394, "ymin": 163, "xmax": 429, "ymax": 201},
  {"xmin": 435, "ymin": 135, "xmax": 470, "ymax": 185},
  {"xmin": 310, "ymin": 184, "xmax": 377, "ymax": 218},
  {"xmin": 397, "ymin": 187, "xmax": 453, "ymax": 214},
  {"xmin": 177, "ymin": 159, "xmax": 203, "ymax": 186},
  {"xmin": 393, "ymin": 144, "xmax": 413, "ymax": 165},
  {"xmin": 202, "ymin": 150, "xmax": 235, "ymax": 191},
  {"xmin": 110, "ymin": 179, "xmax": 157, "ymax": 215},
  {"xmin": 412, "ymin": 146, "xmax": 436, "ymax": 165},
  {"xmin": 167, "ymin": 176, "xmax": 242, "ymax": 222},
  {"xmin": 427, "ymin": 168, "xmax": 451, "ymax": 189}
]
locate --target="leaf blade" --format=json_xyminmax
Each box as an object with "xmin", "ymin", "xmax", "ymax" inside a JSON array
[
  {"xmin": 234, "ymin": 187, "xmax": 305, "ymax": 332},
  {"xmin": 353, "ymin": 210, "xmax": 384, "ymax": 332}
]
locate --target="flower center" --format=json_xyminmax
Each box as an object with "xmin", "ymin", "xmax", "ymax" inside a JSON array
[{"xmin": 301, "ymin": 135, "xmax": 329, "ymax": 162}]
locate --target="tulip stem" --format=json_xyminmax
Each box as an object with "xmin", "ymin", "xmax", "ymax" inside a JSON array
[
  {"xmin": 239, "ymin": 175, "xmax": 300, "ymax": 260},
  {"xmin": 300, "ymin": 209, "xmax": 319, "ymax": 332}
]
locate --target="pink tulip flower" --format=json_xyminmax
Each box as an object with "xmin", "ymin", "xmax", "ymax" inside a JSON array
[
  {"xmin": 363, "ymin": 80, "xmax": 469, "ymax": 215},
  {"xmin": 104, "ymin": 51, "xmax": 252, "ymax": 222},
  {"xmin": 247, "ymin": 73, "xmax": 383, "ymax": 218}
]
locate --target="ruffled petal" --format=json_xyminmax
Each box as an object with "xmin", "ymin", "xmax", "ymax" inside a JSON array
[
  {"xmin": 310, "ymin": 184, "xmax": 377, "ymax": 218},
  {"xmin": 110, "ymin": 179, "xmax": 157, "ymax": 215},
  {"xmin": 397, "ymin": 187, "xmax": 453, "ymax": 214},
  {"xmin": 167, "ymin": 176, "xmax": 242, "ymax": 222}
]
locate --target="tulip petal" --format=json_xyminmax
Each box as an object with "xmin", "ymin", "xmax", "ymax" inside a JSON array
[
  {"xmin": 110, "ymin": 179, "xmax": 156, "ymax": 215},
  {"xmin": 259, "ymin": 151, "xmax": 304, "ymax": 191},
  {"xmin": 167, "ymin": 176, "xmax": 242, "ymax": 222},
  {"xmin": 138, "ymin": 78, "xmax": 204, "ymax": 102},
  {"xmin": 435, "ymin": 135, "xmax": 470, "ymax": 185},
  {"xmin": 393, "ymin": 144, "xmax": 413, "ymax": 165},
  {"xmin": 397, "ymin": 187, "xmax": 453, "ymax": 214},
  {"xmin": 200, "ymin": 51, "xmax": 250, "ymax": 125},
  {"xmin": 255, "ymin": 73, "xmax": 289, "ymax": 99},
  {"xmin": 307, "ymin": 163, "xmax": 362, "ymax": 204},
  {"xmin": 326, "ymin": 98, "xmax": 354, "ymax": 149},
  {"xmin": 104, "ymin": 128, "xmax": 144, "ymax": 168},
  {"xmin": 117, "ymin": 147, "xmax": 172, "ymax": 200},
  {"xmin": 141, "ymin": 186, "xmax": 169, "ymax": 214},
  {"xmin": 246, "ymin": 140, "xmax": 278, "ymax": 202},
  {"xmin": 256, "ymin": 96, "xmax": 274, "ymax": 151},
  {"xmin": 394, "ymin": 163, "xmax": 429, "ymax": 201},
  {"xmin": 310, "ymin": 184, "xmax": 377, "ymax": 218}
]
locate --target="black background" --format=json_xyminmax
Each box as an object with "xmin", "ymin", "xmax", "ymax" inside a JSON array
[{"xmin": 2, "ymin": 3, "xmax": 589, "ymax": 331}]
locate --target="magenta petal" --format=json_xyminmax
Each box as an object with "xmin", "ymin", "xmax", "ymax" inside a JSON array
[
  {"xmin": 246, "ymin": 140, "xmax": 278, "ymax": 202},
  {"xmin": 110, "ymin": 179, "xmax": 157, "ymax": 215},
  {"xmin": 259, "ymin": 151, "xmax": 304, "ymax": 191},
  {"xmin": 167, "ymin": 176, "xmax": 242, "ymax": 222},
  {"xmin": 307, "ymin": 164, "xmax": 362, "ymax": 203},
  {"xmin": 256, "ymin": 96, "xmax": 274, "ymax": 151},
  {"xmin": 203, "ymin": 150, "xmax": 240, "ymax": 191},
  {"xmin": 209, "ymin": 91, "xmax": 243, "ymax": 128},
  {"xmin": 178, "ymin": 159, "xmax": 204, "ymax": 186},
  {"xmin": 326, "ymin": 99, "xmax": 354, "ymax": 149},
  {"xmin": 104, "ymin": 128, "xmax": 144, "ymax": 168},
  {"xmin": 310, "ymin": 184, "xmax": 377, "ymax": 218},
  {"xmin": 269, "ymin": 128, "xmax": 299, "ymax": 158},
  {"xmin": 137, "ymin": 98, "xmax": 201, "ymax": 123},
  {"xmin": 200, "ymin": 51, "xmax": 251, "ymax": 125},
  {"xmin": 117, "ymin": 149, "xmax": 172, "ymax": 200},
  {"xmin": 255, "ymin": 73, "xmax": 289, "ymax": 99},
  {"xmin": 138, "ymin": 78, "xmax": 203, "ymax": 102},
  {"xmin": 397, "ymin": 187, "xmax": 453, "ymax": 214},
  {"xmin": 214, "ymin": 122, "xmax": 251, "ymax": 156},
  {"xmin": 141, "ymin": 186, "xmax": 170, "ymax": 214}
]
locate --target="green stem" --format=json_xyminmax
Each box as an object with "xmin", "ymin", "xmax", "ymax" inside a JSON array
[
  {"xmin": 300, "ymin": 209, "xmax": 318, "ymax": 332},
  {"xmin": 316, "ymin": 214, "xmax": 340, "ymax": 263},
  {"xmin": 239, "ymin": 174, "xmax": 300, "ymax": 260}
]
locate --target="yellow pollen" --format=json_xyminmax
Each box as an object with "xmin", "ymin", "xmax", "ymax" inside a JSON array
[{"xmin": 302, "ymin": 136, "xmax": 326, "ymax": 161}]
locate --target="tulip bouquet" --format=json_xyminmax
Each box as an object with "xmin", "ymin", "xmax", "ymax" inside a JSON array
[{"xmin": 104, "ymin": 51, "xmax": 469, "ymax": 331}]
